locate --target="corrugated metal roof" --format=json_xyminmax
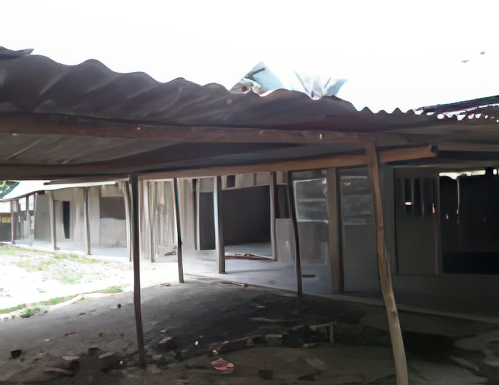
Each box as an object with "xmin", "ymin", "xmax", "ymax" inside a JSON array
[{"xmin": 1, "ymin": 50, "xmax": 499, "ymax": 180}]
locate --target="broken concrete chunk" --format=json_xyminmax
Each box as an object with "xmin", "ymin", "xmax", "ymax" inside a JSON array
[
  {"xmin": 88, "ymin": 347, "xmax": 101, "ymax": 356},
  {"xmin": 258, "ymin": 369, "xmax": 273, "ymax": 379},
  {"xmin": 212, "ymin": 337, "xmax": 256, "ymax": 354},
  {"xmin": 98, "ymin": 352, "xmax": 121, "ymax": 373},
  {"xmin": 158, "ymin": 336, "xmax": 178, "ymax": 352},
  {"xmin": 10, "ymin": 349, "xmax": 23, "ymax": 359},
  {"xmin": 265, "ymin": 334, "xmax": 283, "ymax": 347}
]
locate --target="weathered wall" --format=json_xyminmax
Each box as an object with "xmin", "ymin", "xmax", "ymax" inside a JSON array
[
  {"xmin": 34, "ymin": 193, "xmax": 51, "ymax": 241},
  {"xmin": 140, "ymin": 180, "xmax": 176, "ymax": 260}
]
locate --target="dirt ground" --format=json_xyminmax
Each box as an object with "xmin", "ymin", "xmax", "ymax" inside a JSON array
[{"xmin": 0, "ymin": 277, "xmax": 498, "ymax": 384}]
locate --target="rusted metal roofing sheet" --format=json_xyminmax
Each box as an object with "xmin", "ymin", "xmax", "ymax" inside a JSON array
[{"xmin": 1, "ymin": 51, "xmax": 499, "ymax": 180}]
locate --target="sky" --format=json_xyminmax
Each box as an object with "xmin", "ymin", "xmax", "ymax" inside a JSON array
[{"xmin": 2, "ymin": 1, "xmax": 499, "ymax": 112}]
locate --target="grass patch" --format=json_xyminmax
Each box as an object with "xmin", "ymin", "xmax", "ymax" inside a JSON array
[
  {"xmin": 87, "ymin": 286, "xmax": 123, "ymax": 294},
  {"xmin": 0, "ymin": 245, "xmax": 38, "ymax": 257},
  {"xmin": 20, "ymin": 307, "xmax": 41, "ymax": 318},
  {"xmin": 38, "ymin": 295, "xmax": 79, "ymax": 306},
  {"xmin": 14, "ymin": 252, "xmax": 99, "ymax": 285},
  {"xmin": 0, "ymin": 304, "xmax": 25, "ymax": 314}
]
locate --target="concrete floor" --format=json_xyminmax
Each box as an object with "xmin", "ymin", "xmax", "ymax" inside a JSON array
[
  {"xmin": 0, "ymin": 280, "xmax": 497, "ymax": 384},
  {"xmin": 12, "ymin": 240, "xmax": 499, "ymax": 322}
]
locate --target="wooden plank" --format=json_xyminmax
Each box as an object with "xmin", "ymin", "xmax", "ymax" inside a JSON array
[
  {"xmin": 214, "ymin": 176, "xmax": 225, "ymax": 274},
  {"xmin": 326, "ymin": 168, "xmax": 344, "ymax": 295},
  {"xmin": 130, "ymin": 175, "xmax": 147, "ymax": 369},
  {"xmin": 286, "ymin": 171, "xmax": 303, "ymax": 297},
  {"xmin": 141, "ymin": 147, "xmax": 437, "ymax": 181},
  {"xmin": 269, "ymin": 172, "xmax": 278, "ymax": 261},
  {"xmin": 366, "ymin": 142, "xmax": 408, "ymax": 385},
  {"xmin": 144, "ymin": 154, "xmax": 369, "ymax": 179},
  {"xmin": 10, "ymin": 200, "xmax": 15, "ymax": 244},
  {"xmin": 49, "ymin": 193, "xmax": 58, "ymax": 251},
  {"xmin": 0, "ymin": 113, "xmax": 406, "ymax": 145},
  {"xmin": 84, "ymin": 188, "xmax": 91, "ymax": 256},
  {"xmin": 379, "ymin": 146, "xmax": 436, "ymax": 163},
  {"xmin": 173, "ymin": 178, "xmax": 185, "ymax": 283}
]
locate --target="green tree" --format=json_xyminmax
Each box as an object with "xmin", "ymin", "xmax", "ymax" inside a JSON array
[{"xmin": 0, "ymin": 181, "xmax": 19, "ymax": 198}]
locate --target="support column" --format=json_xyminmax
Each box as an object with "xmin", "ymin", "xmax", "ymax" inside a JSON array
[
  {"xmin": 84, "ymin": 188, "xmax": 91, "ymax": 256},
  {"xmin": 174, "ymin": 178, "xmax": 185, "ymax": 283},
  {"xmin": 195, "ymin": 178, "xmax": 201, "ymax": 250},
  {"xmin": 148, "ymin": 181, "xmax": 156, "ymax": 263},
  {"xmin": 130, "ymin": 176, "xmax": 147, "ymax": 369},
  {"xmin": 49, "ymin": 192, "xmax": 57, "ymax": 251},
  {"xmin": 32, "ymin": 193, "xmax": 38, "ymax": 246},
  {"xmin": 286, "ymin": 171, "xmax": 303, "ymax": 297},
  {"xmin": 366, "ymin": 143, "xmax": 408, "ymax": 385},
  {"xmin": 269, "ymin": 172, "xmax": 278, "ymax": 261},
  {"xmin": 214, "ymin": 176, "xmax": 225, "ymax": 273},
  {"xmin": 326, "ymin": 168, "xmax": 344, "ymax": 294},
  {"xmin": 10, "ymin": 200, "xmax": 15, "ymax": 244},
  {"xmin": 26, "ymin": 196, "xmax": 33, "ymax": 246},
  {"xmin": 122, "ymin": 183, "xmax": 133, "ymax": 263}
]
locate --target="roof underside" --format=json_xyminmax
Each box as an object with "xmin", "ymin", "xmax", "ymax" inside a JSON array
[{"xmin": 1, "ymin": 54, "xmax": 499, "ymax": 180}]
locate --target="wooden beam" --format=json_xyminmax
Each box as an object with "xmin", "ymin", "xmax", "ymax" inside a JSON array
[
  {"xmin": 130, "ymin": 175, "xmax": 147, "ymax": 369},
  {"xmin": 141, "ymin": 146, "xmax": 437, "ymax": 180},
  {"xmin": 173, "ymin": 178, "xmax": 185, "ymax": 283},
  {"xmin": 379, "ymin": 146, "xmax": 436, "ymax": 163},
  {"xmin": 10, "ymin": 200, "xmax": 15, "ymax": 244},
  {"xmin": 0, "ymin": 112, "xmax": 406, "ymax": 145},
  {"xmin": 326, "ymin": 168, "xmax": 344, "ymax": 294},
  {"xmin": 143, "ymin": 154, "xmax": 369, "ymax": 179},
  {"xmin": 214, "ymin": 176, "xmax": 225, "ymax": 274},
  {"xmin": 366, "ymin": 143, "xmax": 408, "ymax": 385},
  {"xmin": 269, "ymin": 172, "xmax": 278, "ymax": 261},
  {"xmin": 286, "ymin": 171, "xmax": 303, "ymax": 298},
  {"xmin": 49, "ymin": 193, "xmax": 58, "ymax": 251},
  {"xmin": 84, "ymin": 188, "xmax": 91, "ymax": 256}
]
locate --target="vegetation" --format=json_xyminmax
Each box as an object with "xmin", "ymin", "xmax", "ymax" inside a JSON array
[
  {"xmin": 0, "ymin": 181, "xmax": 19, "ymax": 198},
  {"xmin": 38, "ymin": 295, "xmax": 79, "ymax": 306},
  {"xmin": 0, "ymin": 304, "xmax": 25, "ymax": 314},
  {"xmin": 13, "ymin": 250, "xmax": 99, "ymax": 285},
  {"xmin": 20, "ymin": 307, "xmax": 41, "ymax": 318},
  {"xmin": 87, "ymin": 285, "xmax": 123, "ymax": 294}
]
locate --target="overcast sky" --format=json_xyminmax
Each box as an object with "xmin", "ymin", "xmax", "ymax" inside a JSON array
[{"xmin": 2, "ymin": 1, "xmax": 498, "ymax": 111}]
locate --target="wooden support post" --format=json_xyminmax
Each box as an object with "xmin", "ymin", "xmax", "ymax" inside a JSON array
[
  {"xmin": 10, "ymin": 200, "xmax": 15, "ymax": 244},
  {"xmin": 130, "ymin": 175, "xmax": 147, "ymax": 369},
  {"xmin": 270, "ymin": 172, "xmax": 278, "ymax": 261},
  {"xmin": 49, "ymin": 193, "xmax": 58, "ymax": 251},
  {"xmin": 214, "ymin": 176, "xmax": 225, "ymax": 273},
  {"xmin": 123, "ymin": 183, "xmax": 133, "ymax": 263},
  {"xmin": 326, "ymin": 168, "xmax": 344, "ymax": 294},
  {"xmin": 286, "ymin": 171, "xmax": 303, "ymax": 297},
  {"xmin": 84, "ymin": 188, "xmax": 91, "ymax": 256},
  {"xmin": 174, "ymin": 178, "xmax": 185, "ymax": 283},
  {"xmin": 366, "ymin": 143, "xmax": 408, "ymax": 385},
  {"xmin": 195, "ymin": 178, "xmax": 201, "ymax": 250}
]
